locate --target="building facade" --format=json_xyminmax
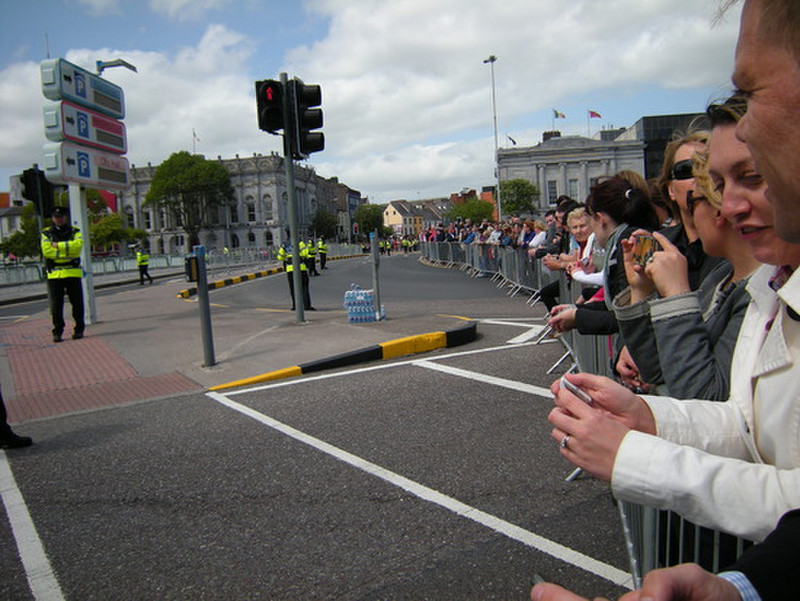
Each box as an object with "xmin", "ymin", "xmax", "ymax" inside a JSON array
[
  {"xmin": 119, "ymin": 153, "xmax": 362, "ymax": 254},
  {"xmin": 497, "ymin": 112, "xmax": 705, "ymax": 211},
  {"xmin": 498, "ymin": 134, "xmax": 646, "ymax": 211}
]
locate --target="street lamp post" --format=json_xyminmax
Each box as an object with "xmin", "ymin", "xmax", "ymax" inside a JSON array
[{"xmin": 483, "ymin": 55, "xmax": 502, "ymax": 223}]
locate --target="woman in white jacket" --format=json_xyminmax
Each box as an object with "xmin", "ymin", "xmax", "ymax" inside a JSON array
[{"xmin": 548, "ymin": 98, "xmax": 800, "ymax": 542}]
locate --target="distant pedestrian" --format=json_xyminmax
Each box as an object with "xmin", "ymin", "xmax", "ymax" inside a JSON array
[
  {"xmin": 317, "ymin": 237, "xmax": 328, "ymax": 269},
  {"xmin": 41, "ymin": 206, "xmax": 84, "ymax": 342},
  {"xmin": 136, "ymin": 246, "xmax": 153, "ymax": 285},
  {"xmin": 0, "ymin": 387, "xmax": 32, "ymax": 449}
]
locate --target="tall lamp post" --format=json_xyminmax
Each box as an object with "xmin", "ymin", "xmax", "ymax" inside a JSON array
[{"xmin": 483, "ymin": 55, "xmax": 502, "ymax": 223}]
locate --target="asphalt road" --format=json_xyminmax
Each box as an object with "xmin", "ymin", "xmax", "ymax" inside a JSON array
[{"xmin": 1, "ymin": 254, "xmax": 633, "ymax": 600}]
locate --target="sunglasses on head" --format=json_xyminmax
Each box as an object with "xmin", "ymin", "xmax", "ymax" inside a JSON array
[
  {"xmin": 686, "ymin": 189, "xmax": 707, "ymax": 214},
  {"xmin": 670, "ymin": 159, "xmax": 694, "ymax": 181}
]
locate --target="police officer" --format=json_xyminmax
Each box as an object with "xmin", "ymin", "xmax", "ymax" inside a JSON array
[
  {"xmin": 306, "ymin": 238, "xmax": 319, "ymax": 276},
  {"xmin": 317, "ymin": 237, "xmax": 328, "ymax": 270},
  {"xmin": 41, "ymin": 206, "xmax": 84, "ymax": 342},
  {"xmin": 277, "ymin": 241, "xmax": 314, "ymax": 311},
  {"xmin": 136, "ymin": 245, "xmax": 153, "ymax": 285}
]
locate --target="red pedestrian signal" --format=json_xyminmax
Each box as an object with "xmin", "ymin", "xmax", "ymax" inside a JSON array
[{"xmin": 255, "ymin": 79, "xmax": 284, "ymax": 134}]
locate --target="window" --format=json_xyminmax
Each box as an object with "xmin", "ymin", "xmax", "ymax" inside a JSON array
[
  {"xmin": 248, "ymin": 232, "xmax": 255, "ymax": 244},
  {"xmin": 263, "ymin": 194, "xmax": 273, "ymax": 221},
  {"xmin": 247, "ymin": 202, "xmax": 256, "ymax": 223},
  {"xmin": 230, "ymin": 204, "xmax": 239, "ymax": 224},
  {"xmin": 144, "ymin": 211, "xmax": 152, "ymax": 229},
  {"xmin": 547, "ymin": 180, "xmax": 558, "ymax": 203},
  {"xmin": 568, "ymin": 179, "xmax": 579, "ymax": 199},
  {"xmin": 265, "ymin": 231, "xmax": 273, "ymax": 246}
]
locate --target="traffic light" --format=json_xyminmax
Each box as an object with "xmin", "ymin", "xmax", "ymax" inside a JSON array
[
  {"xmin": 255, "ymin": 79, "xmax": 284, "ymax": 133},
  {"xmin": 19, "ymin": 166, "xmax": 55, "ymax": 216},
  {"xmin": 289, "ymin": 78, "xmax": 324, "ymax": 159}
]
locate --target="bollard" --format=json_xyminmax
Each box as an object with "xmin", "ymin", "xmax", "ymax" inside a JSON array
[{"xmin": 193, "ymin": 245, "xmax": 216, "ymax": 366}]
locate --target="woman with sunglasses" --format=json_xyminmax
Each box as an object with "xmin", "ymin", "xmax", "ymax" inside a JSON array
[
  {"xmin": 611, "ymin": 100, "xmax": 760, "ymax": 401},
  {"xmin": 656, "ymin": 131, "xmax": 727, "ymax": 291},
  {"xmin": 548, "ymin": 95, "xmax": 800, "ymax": 543}
]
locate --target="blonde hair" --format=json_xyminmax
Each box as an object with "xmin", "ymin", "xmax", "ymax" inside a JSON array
[
  {"xmin": 567, "ymin": 207, "xmax": 588, "ymax": 226},
  {"xmin": 691, "ymin": 149, "xmax": 722, "ymax": 211}
]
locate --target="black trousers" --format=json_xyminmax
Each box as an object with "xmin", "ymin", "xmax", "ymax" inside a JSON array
[
  {"xmin": 0, "ymin": 387, "xmax": 12, "ymax": 438},
  {"xmin": 139, "ymin": 264, "xmax": 153, "ymax": 284},
  {"xmin": 319, "ymin": 253, "xmax": 327, "ymax": 269},
  {"xmin": 287, "ymin": 271, "xmax": 312, "ymax": 309},
  {"xmin": 47, "ymin": 277, "xmax": 84, "ymax": 336}
]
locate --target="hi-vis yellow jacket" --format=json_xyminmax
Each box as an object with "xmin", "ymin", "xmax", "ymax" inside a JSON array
[
  {"xmin": 277, "ymin": 243, "xmax": 308, "ymax": 273},
  {"xmin": 41, "ymin": 226, "xmax": 83, "ymax": 279}
]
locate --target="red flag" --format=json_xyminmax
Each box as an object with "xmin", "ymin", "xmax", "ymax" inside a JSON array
[{"xmin": 588, "ymin": 110, "xmax": 602, "ymax": 119}]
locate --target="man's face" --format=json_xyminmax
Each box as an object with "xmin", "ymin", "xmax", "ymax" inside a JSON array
[
  {"xmin": 734, "ymin": 0, "xmax": 800, "ymax": 242},
  {"xmin": 545, "ymin": 214, "xmax": 555, "ymax": 227}
]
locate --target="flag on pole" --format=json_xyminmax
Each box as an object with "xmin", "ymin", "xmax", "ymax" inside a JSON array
[
  {"xmin": 553, "ymin": 109, "xmax": 566, "ymax": 119},
  {"xmin": 507, "ymin": 135, "xmax": 517, "ymax": 145},
  {"xmin": 588, "ymin": 110, "xmax": 602, "ymax": 119},
  {"xmin": 193, "ymin": 128, "xmax": 201, "ymax": 142}
]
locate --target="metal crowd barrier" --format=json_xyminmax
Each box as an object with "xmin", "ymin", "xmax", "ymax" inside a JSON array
[{"xmin": 419, "ymin": 241, "xmax": 750, "ymax": 588}]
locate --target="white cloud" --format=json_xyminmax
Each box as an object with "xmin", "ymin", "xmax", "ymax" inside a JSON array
[
  {"xmin": 77, "ymin": 0, "xmax": 121, "ymax": 16},
  {"xmin": 149, "ymin": 0, "xmax": 233, "ymax": 22},
  {"xmin": 0, "ymin": 0, "xmax": 743, "ymax": 203}
]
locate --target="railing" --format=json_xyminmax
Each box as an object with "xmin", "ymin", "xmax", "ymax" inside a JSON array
[
  {"xmin": 420, "ymin": 241, "xmax": 750, "ymax": 587},
  {"xmin": 0, "ymin": 243, "xmax": 362, "ymax": 287}
]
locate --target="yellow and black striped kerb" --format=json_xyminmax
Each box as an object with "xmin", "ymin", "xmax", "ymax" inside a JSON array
[{"xmin": 209, "ymin": 320, "xmax": 477, "ymax": 391}]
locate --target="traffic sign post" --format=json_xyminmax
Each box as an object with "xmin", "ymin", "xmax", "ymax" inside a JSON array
[
  {"xmin": 42, "ymin": 141, "xmax": 130, "ymax": 190},
  {"xmin": 40, "ymin": 57, "xmax": 132, "ymax": 325},
  {"xmin": 44, "ymin": 100, "xmax": 127, "ymax": 154},
  {"xmin": 41, "ymin": 58, "xmax": 125, "ymax": 119}
]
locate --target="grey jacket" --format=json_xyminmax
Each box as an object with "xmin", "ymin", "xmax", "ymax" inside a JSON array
[{"xmin": 612, "ymin": 260, "xmax": 751, "ymax": 400}]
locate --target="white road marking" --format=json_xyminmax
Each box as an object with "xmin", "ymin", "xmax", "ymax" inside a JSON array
[
  {"xmin": 206, "ymin": 391, "xmax": 632, "ymax": 589},
  {"xmin": 412, "ymin": 360, "xmax": 553, "ymax": 398},
  {"xmin": 0, "ymin": 452, "xmax": 65, "ymax": 601}
]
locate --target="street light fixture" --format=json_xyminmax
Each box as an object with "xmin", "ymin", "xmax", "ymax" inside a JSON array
[{"xmin": 483, "ymin": 54, "xmax": 502, "ymax": 223}]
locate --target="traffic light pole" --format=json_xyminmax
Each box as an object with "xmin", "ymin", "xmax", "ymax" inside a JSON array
[{"xmin": 281, "ymin": 72, "xmax": 304, "ymax": 323}]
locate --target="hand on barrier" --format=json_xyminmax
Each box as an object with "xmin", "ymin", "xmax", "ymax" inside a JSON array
[{"xmin": 547, "ymin": 373, "xmax": 656, "ymax": 480}]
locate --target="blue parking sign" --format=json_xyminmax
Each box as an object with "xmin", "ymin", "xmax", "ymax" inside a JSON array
[{"xmin": 77, "ymin": 151, "xmax": 91, "ymax": 178}]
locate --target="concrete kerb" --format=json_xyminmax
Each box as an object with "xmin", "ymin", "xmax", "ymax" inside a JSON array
[{"xmin": 209, "ymin": 320, "xmax": 478, "ymax": 391}]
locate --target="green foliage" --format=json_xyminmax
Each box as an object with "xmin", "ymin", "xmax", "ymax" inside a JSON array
[
  {"xmin": 354, "ymin": 204, "xmax": 384, "ymax": 236},
  {"xmin": 0, "ymin": 203, "xmax": 40, "ymax": 259},
  {"xmin": 446, "ymin": 199, "xmax": 494, "ymax": 224},
  {"xmin": 310, "ymin": 207, "xmax": 338, "ymax": 240},
  {"xmin": 145, "ymin": 151, "xmax": 234, "ymax": 248},
  {"xmin": 499, "ymin": 178, "xmax": 539, "ymax": 216}
]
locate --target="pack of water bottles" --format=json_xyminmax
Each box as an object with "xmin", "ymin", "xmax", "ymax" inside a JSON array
[{"xmin": 343, "ymin": 284, "xmax": 385, "ymax": 323}]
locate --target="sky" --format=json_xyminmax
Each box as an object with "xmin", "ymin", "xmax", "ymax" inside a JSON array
[{"xmin": 0, "ymin": 0, "xmax": 743, "ymax": 204}]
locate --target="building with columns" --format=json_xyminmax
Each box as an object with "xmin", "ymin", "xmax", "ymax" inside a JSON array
[
  {"xmin": 119, "ymin": 153, "xmax": 362, "ymax": 254},
  {"xmin": 498, "ymin": 133, "xmax": 645, "ymax": 212},
  {"xmin": 498, "ymin": 112, "xmax": 705, "ymax": 212}
]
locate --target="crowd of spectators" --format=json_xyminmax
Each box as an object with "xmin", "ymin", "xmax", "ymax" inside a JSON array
[{"xmin": 413, "ymin": 4, "xmax": 800, "ymax": 597}]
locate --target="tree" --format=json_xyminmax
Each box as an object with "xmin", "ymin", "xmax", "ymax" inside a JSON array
[
  {"xmin": 310, "ymin": 207, "xmax": 338, "ymax": 240},
  {"xmin": 144, "ymin": 151, "xmax": 234, "ymax": 249},
  {"xmin": 446, "ymin": 199, "xmax": 494, "ymax": 224},
  {"xmin": 499, "ymin": 178, "xmax": 539, "ymax": 216},
  {"xmin": 0, "ymin": 203, "xmax": 40, "ymax": 259},
  {"xmin": 354, "ymin": 204, "xmax": 384, "ymax": 237}
]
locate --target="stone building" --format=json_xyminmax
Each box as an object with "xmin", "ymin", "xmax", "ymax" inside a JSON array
[
  {"xmin": 498, "ymin": 112, "xmax": 705, "ymax": 211},
  {"xmin": 119, "ymin": 153, "xmax": 362, "ymax": 254}
]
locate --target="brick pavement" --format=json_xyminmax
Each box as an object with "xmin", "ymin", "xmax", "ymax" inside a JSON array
[{"xmin": 1, "ymin": 317, "xmax": 203, "ymax": 422}]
